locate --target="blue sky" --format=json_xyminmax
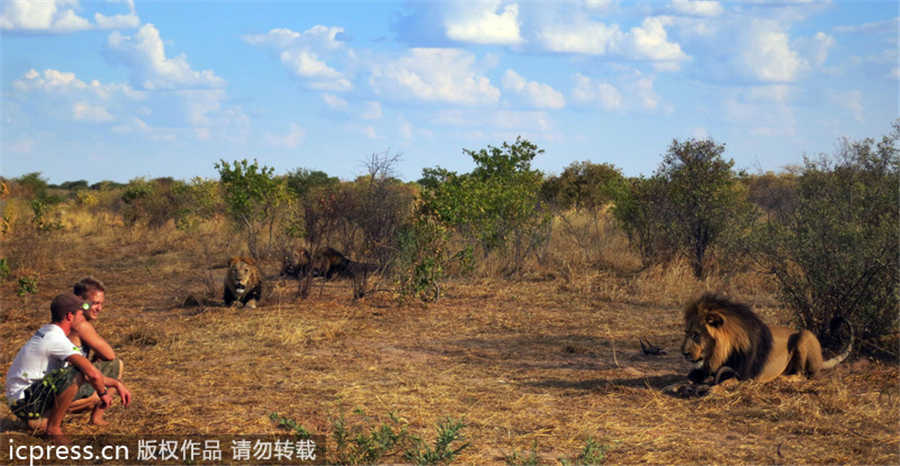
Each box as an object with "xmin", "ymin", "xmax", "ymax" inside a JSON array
[{"xmin": 2, "ymin": 0, "xmax": 897, "ymax": 184}]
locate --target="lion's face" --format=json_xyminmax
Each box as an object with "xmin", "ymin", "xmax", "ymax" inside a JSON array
[
  {"xmin": 681, "ymin": 317, "xmax": 716, "ymax": 367},
  {"xmin": 228, "ymin": 258, "xmax": 257, "ymax": 295}
]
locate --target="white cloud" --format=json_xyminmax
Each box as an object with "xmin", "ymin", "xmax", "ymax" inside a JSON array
[
  {"xmin": 265, "ymin": 123, "xmax": 306, "ymax": 149},
  {"xmin": 670, "ymin": 0, "xmax": 723, "ymax": 17},
  {"xmin": 828, "ymin": 90, "xmax": 864, "ymax": 123},
  {"xmin": 537, "ymin": 16, "xmax": 688, "ymax": 69},
  {"xmin": 723, "ymin": 87, "xmax": 796, "ymax": 137},
  {"xmin": 94, "ymin": 12, "xmax": 140, "ymax": 29},
  {"xmin": 322, "ymin": 93, "xmax": 349, "ymax": 110},
  {"xmin": 73, "ymin": 102, "xmax": 114, "ymax": 122},
  {"xmin": 106, "ymin": 24, "xmax": 225, "ymax": 90},
  {"xmin": 0, "ymin": 0, "xmax": 138, "ymax": 33},
  {"xmin": 279, "ymin": 49, "xmax": 351, "ymax": 91},
  {"xmin": 13, "ymin": 68, "xmax": 245, "ymax": 142},
  {"xmin": 572, "ymin": 73, "xmax": 623, "ymax": 110},
  {"xmin": 369, "ymin": 48, "xmax": 500, "ymax": 105},
  {"xmin": 794, "ymin": 31, "xmax": 835, "ymax": 68},
  {"xmin": 361, "ymin": 101, "xmax": 383, "ymax": 120},
  {"xmin": 244, "ymin": 25, "xmax": 353, "ymax": 92},
  {"xmin": 502, "ymin": 69, "xmax": 565, "ymax": 109},
  {"xmin": 445, "ymin": 1, "xmax": 523, "ymax": 45},
  {"xmin": 14, "ymin": 68, "xmax": 145, "ymax": 101},
  {"xmin": 736, "ymin": 20, "xmax": 807, "ymax": 82}
]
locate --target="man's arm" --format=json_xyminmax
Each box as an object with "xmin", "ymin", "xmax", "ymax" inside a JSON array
[
  {"xmin": 72, "ymin": 321, "xmax": 116, "ymax": 361},
  {"xmin": 66, "ymin": 354, "xmax": 114, "ymax": 407},
  {"xmin": 101, "ymin": 376, "xmax": 132, "ymax": 408}
]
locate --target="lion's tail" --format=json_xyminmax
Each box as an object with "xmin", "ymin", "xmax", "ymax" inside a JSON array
[{"xmin": 822, "ymin": 317, "xmax": 854, "ymax": 370}]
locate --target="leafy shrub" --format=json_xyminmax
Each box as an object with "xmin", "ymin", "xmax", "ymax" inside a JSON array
[
  {"xmin": 16, "ymin": 275, "xmax": 38, "ymax": 296},
  {"xmin": 395, "ymin": 216, "xmax": 448, "ymax": 303},
  {"xmin": 284, "ymin": 168, "xmax": 339, "ymax": 198},
  {"xmin": 420, "ymin": 137, "xmax": 550, "ymax": 275},
  {"xmin": 404, "ymin": 417, "xmax": 469, "ymax": 465},
  {"xmin": 614, "ymin": 139, "xmax": 756, "ymax": 278},
  {"xmin": 752, "ymin": 122, "xmax": 899, "ymax": 351},
  {"xmin": 331, "ymin": 409, "xmax": 412, "ymax": 465},
  {"xmin": 30, "ymin": 198, "xmax": 63, "ymax": 232},
  {"xmin": 216, "ymin": 159, "xmax": 288, "ymax": 259},
  {"xmin": 541, "ymin": 161, "xmax": 627, "ymax": 211}
]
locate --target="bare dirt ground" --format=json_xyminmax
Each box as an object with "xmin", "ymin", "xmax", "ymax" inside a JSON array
[{"xmin": 1, "ymin": 229, "xmax": 898, "ymax": 464}]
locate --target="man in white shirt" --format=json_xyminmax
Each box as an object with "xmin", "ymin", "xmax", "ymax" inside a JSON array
[{"xmin": 5, "ymin": 293, "xmax": 132, "ymax": 443}]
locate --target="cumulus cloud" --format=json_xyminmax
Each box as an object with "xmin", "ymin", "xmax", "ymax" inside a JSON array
[
  {"xmin": 444, "ymin": 1, "xmax": 523, "ymax": 45},
  {"xmin": 361, "ymin": 101, "xmax": 383, "ymax": 120},
  {"xmin": 572, "ymin": 73, "xmax": 623, "ymax": 110},
  {"xmin": 735, "ymin": 20, "xmax": 807, "ymax": 82},
  {"xmin": 106, "ymin": 24, "xmax": 225, "ymax": 90},
  {"xmin": 537, "ymin": 16, "xmax": 688, "ymax": 69},
  {"xmin": 502, "ymin": 69, "xmax": 565, "ymax": 109},
  {"xmin": 828, "ymin": 89, "xmax": 864, "ymax": 122},
  {"xmin": 73, "ymin": 102, "xmax": 115, "ymax": 122},
  {"xmin": 244, "ymin": 25, "xmax": 353, "ymax": 92},
  {"xmin": 670, "ymin": 0, "xmax": 723, "ymax": 17},
  {"xmin": 13, "ymin": 68, "xmax": 245, "ymax": 142},
  {"xmin": 322, "ymin": 93, "xmax": 349, "ymax": 110},
  {"xmin": 265, "ymin": 123, "xmax": 306, "ymax": 149},
  {"xmin": 0, "ymin": 0, "xmax": 138, "ymax": 33},
  {"xmin": 369, "ymin": 48, "xmax": 500, "ymax": 105}
]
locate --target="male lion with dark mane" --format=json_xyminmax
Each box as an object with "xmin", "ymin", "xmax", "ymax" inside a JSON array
[
  {"xmin": 681, "ymin": 293, "xmax": 852, "ymax": 385},
  {"xmin": 224, "ymin": 256, "xmax": 262, "ymax": 309}
]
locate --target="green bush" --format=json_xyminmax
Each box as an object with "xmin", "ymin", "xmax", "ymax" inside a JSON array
[
  {"xmin": 752, "ymin": 122, "xmax": 899, "ymax": 352},
  {"xmin": 420, "ymin": 137, "xmax": 551, "ymax": 275},
  {"xmin": 614, "ymin": 139, "xmax": 756, "ymax": 278},
  {"xmin": 216, "ymin": 159, "xmax": 288, "ymax": 259},
  {"xmin": 541, "ymin": 161, "xmax": 627, "ymax": 211}
]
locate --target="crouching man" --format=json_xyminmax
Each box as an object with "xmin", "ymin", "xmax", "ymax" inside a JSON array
[{"xmin": 4, "ymin": 293, "xmax": 132, "ymax": 443}]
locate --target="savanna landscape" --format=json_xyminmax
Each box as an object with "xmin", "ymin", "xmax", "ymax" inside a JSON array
[{"xmin": 1, "ymin": 129, "xmax": 898, "ymax": 464}]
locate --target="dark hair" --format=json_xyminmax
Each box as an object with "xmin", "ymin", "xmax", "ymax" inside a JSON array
[
  {"xmin": 50, "ymin": 293, "xmax": 87, "ymax": 322},
  {"xmin": 73, "ymin": 277, "xmax": 105, "ymax": 299}
]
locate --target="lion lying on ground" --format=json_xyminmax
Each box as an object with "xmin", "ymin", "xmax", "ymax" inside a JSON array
[
  {"xmin": 680, "ymin": 293, "xmax": 852, "ymax": 385},
  {"xmin": 224, "ymin": 256, "xmax": 262, "ymax": 309}
]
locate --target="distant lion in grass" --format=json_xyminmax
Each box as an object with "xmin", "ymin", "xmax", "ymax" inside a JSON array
[
  {"xmin": 311, "ymin": 247, "xmax": 378, "ymax": 299},
  {"xmin": 224, "ymin": 256, "xmax": 262, "ymax": 309},
  {"xmin": 681, "ymin": 293, "xmax": 852, "ymax": 385},
  {"xmin": 280, "ymin": 247, "xmax": 311, "ymax": 279}
]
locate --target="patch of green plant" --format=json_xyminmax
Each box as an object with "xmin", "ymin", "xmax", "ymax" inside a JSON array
[
  {"xmin": 404, "ymin": 417, "xmax": 468, "ymax": 465},
  {"xmin": 216, "ymin": 159, "xmax": 288, "ymax": 258},
  {"xmin": 17, "ymin": 275, "xmax": 38, "ymax": 296},
  {"xmin": 331, "ymin": 408, "xmax": 412, "ymax": 465},
  {"xmin": 30, "ymin": 198, "xmax": 63, "ymax": 232},
  {"xmin": 0, "ymin": 258, "xmax": 9, "ymax": 280},
  {"xmin": 270, "ymin": 412, "xmax": 312, "ymax": 439},
  {"xmin": 559, "ymin": 438, "xmax": 607, "ymax": 465},
  {"xmin": 504, "ymin": 441, "xmax": 540, "ymax": 466}
]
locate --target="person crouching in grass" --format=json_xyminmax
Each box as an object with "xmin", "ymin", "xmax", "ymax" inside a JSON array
[{"xmin": 4, "ymin": 293, "xmax": 132, "ymax": 444}]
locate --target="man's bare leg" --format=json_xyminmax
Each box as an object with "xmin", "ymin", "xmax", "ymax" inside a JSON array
[{"xmin": 46, "ymin": 382, "xmax": 78, "ymax": 444}]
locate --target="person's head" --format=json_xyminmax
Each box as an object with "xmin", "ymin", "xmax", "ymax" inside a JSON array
[
  {"xmin": 73, "ymin": 277, "xmax": 105, "ymax": 321},
  {"xmin": 50, "ymin": 293, "xmax": 89, "ymax": 324}
]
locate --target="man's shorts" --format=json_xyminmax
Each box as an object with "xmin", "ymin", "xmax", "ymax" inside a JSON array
[{"xmin": 8, "ymin": 358, "xmax": 121, "ymax": 421}]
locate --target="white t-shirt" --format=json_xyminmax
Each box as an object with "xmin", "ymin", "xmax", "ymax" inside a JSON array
[{"xmin": 5, "ymin": 324, "xmax": 82, "ymax": 402}]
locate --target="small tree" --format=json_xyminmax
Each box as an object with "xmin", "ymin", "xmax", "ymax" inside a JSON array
[
  {"xmin": 614, "ymin": 139, "xmax": 756, "ymax": 277},
  {"xmin": 215, "ymin": 159, "xmax": 287, "ymax": 259},
  {"xmin": 753, "ymin": 122, "xmax": 899, "ymax": 351},
  {"xmin": 420, "ymin": 137, "xmax": 550, "ymax": 275},
  {"xmin": 541, "ymin": 161, "xmax": 626, "ymax": 211}
]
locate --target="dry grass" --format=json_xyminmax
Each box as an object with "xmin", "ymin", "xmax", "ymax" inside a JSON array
[{"xmin": 1, "ymin": 214, "xmax": 898, "ymax": 465}]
